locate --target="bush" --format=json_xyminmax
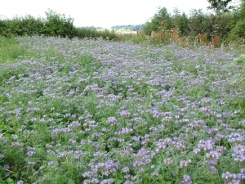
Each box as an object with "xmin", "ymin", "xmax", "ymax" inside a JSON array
[
  {"xmin": 0, "ymin": 16, "xmax": 45, "ymax": 37},
  {"xmin": 229, "ymin": 19, "xmax": 245, "ymax": 39},
  {"xmin": 43, "ymin": 9, "xmax": 76, "ymax": 38},
  {"xmin": 229, "ymin": 2, "xmax": 245, "ymax": 40},
  {"xmin": 0, "ymin": 20, "xmax": 8, "ymax": 37},
  {"xmin": 18, "ymin": 16, "xmax": 45, "ymax": 36},
  {"xmin": 187, "ymin": 9, "xmax": 210, "ymax": 38},
  {"xmin": 0, "ymin": 10, "xmax": 118, "ymax": 40},
  {"xmin": 171, "ymin": 11, "xmax": 189, "ymax": 36},
  {"xmin": 75, "ymin": 28, "xmax": 117, "ymax": 40}
]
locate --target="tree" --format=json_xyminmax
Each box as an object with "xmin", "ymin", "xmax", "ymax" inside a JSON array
[
  {"xmin": 44, "ymin": 9, "xmax": 76, "ymax": 38},
  {"xmin": 229, "ymin": 1, "xmax": 245, "ymax": 39},
  {"xmin": 143, "ymin": 7, "xmax": 172, "ymax": 35},
  {"xmin": 207, "ymin": 0, "xmax": 234, "ymax": 14}
]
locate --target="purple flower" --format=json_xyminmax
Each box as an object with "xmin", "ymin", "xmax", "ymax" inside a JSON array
[
  {"xmin": 0, "ymin": 153, "xmax": 4, "ymax": 158},
  {"xmin": 122, "ymin": 167, "xmax": 130, "ymax": 173},
  {"xmin": 133, "ymin": 161, "xmax": 145, "ymax": 167},
  {"xmin": 164, "ymin": 158, "xmax": 173, "ymax": 165},
  {"xmin": 180, "ymin": 160, "xmax": 191, "ymax": 168},
  {"xmin": 206, "ymin": 151, "xmax": 221, "ymax": 159},
  {"xmin": 139, "ymin": 168, "xmax": 145, "ymax": 173},
  {"xmin": 107, "ymin": 117, "xmax": 117, "ymax": 123},
  {"xmin": 181, "ymin": 175, "xmax": 192, "ymax": 184},
  {"xmin": 26, "ymin": 147, "xmax": 36, "ymax": 157},
  {"xmin": 119, "ymin": 110, "xmax": 131, "ymax": 117},
  {"xmin": 193, "ymin": 148, "xmax": 201, "ymax": 154},
  {"xmin": 100, "ymin": 178, "xmax": 114, "ymax": 184},
  {"xmin": 83, "ymin": 178, "xmax": 99, "ymax": 184},
  {"xmin": 209, "ymin": 166, "xmax": 217, "ymax": 174},
  {"xmin": 123, "ymin": 181, "xmax": 134, "ymax": 184},
  {"xmin": 198, "ymin": 139, "xmax": 214, "ymax": 151},
  {"xmin": 207, "ymin": 160, "xmax": 217, "ymax": 166},
  {"xmin": 232, "ymin": 145, "xmax": 245, "ymax": 163}
]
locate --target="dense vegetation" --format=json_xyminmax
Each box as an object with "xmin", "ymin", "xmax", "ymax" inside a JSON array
[
  {"xmin": 0, "ymin": 1, "xmax": 244, "ymax": 183},
  {"xmin": 0, "ymin": 10, "xmax": 117, "ymax": 40},
  {"xmin": 0, "ymin": 2, "xmax": 244, "ymax": 45},
  {"xmin": 144, "ymin": 1, "xmax": 245, "ymax": 45},
  {"xmin": 0, "ymin": 34, "xmax": 244, "ymax": 184}
]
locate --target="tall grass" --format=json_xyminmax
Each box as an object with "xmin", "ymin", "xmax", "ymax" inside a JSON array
[{"xmin": 0, "ymin": 36, "xmax": 31, "ymax": 64}]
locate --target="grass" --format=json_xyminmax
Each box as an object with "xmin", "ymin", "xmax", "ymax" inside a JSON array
[
  {"xmin": 0, "ymin": 36, "xmax": 245, "ymax": 184},
  {"xmin": 0, "ymin": 36, "xmax": 32, "ymax": 64}
]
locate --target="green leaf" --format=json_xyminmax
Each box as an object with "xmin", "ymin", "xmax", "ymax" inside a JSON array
[{"xmin": 6, "ymin": 178, "xmax": 14, "ymax": 184}]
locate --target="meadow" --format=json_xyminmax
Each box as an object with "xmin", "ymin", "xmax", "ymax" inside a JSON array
[{"xmin": 0, "ymin": 36, "xmax": 245, "ymax": 184}]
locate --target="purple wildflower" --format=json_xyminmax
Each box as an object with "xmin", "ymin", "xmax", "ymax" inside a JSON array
[
  {"xmin": 180, "ymin": 160, "xmax": 192, "ymax": 168},
  {"xmin": 181, "ymin": 175, "xmax": 192, "ymax": 184}
]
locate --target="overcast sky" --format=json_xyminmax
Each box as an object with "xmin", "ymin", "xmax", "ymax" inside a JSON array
[{"xmin": 0, "ymin": 0, "xmax": 211, "ymax": 28}]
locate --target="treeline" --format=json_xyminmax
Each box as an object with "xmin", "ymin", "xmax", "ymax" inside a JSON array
[
  {"xmin": 144, "ymin": 1, "xmax": 245, "ymax": 44},
  {"xmin": 1, "ymin": 3, "xmax": 244, "ymax": 46},
  {"xmin": 0, "ymin": 10, "xmax": 117, "ymax": 40}
]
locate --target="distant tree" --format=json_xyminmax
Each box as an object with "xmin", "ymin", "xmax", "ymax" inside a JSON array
[
  {"xmin": 153, "ymin": 7, "xmax": 172, "ymax": 31},
  {"xmin": 145, "ymin": 7, "xmax": 172, "ymax": 33},
  {"xmin": 207, "ymin": 0, "xmax": 234, "ymax": 14},
  {"xmin": 171, "ymin": 9, "xmax": 189, "ymax": 36}
]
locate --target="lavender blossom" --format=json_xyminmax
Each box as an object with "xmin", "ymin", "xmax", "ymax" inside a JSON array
[{"xmin": 181, "ymin": 175, "xmax": 193, "ymax": 184}]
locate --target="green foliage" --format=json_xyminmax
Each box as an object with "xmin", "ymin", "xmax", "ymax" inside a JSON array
[
  {"xmin": 154, "ymin": 7, "xmax": 172, "ymax": 31},
  {"xmin": 171, "ymin": 10, "xmax": 189, "ymax": 36},
  {"xmin": 143, "ymin": 22, "xmax": 153, "ymax": 36},
  {"xmin": 188, "ymin": 10, "xmax": 232, "ymax": 40},
  {"xmin": 0, "ymin": 20, "xmax": 7, "ymax": 36},
  {"xmin": 227, "ymin": 54, "xmax": 245, "ymax": 118},
  {"xmin": 229, "ymin": 2, "xmax": 245, "ymax": 39},
  {"xmin": 147, "ymin": 7, "xmax": 172, "ymax": 33},
  {"xmin": 0, "ymin": 36, "xmax": 28, "ymax": 64},
  {"xmin": 0, "ymin": 35, "xmax": 245, "ymax": 184},
  {"xmin": 143, "ymin": 4, "xmax": 242, "ymax": 45},
  {"xmin": 75, "ymin": 27, "xmax": 117, "ymax": 40},
  {"xmin": 207, "ymin": 0, "xmax": 234, "ymax": 14},
  {"xmin": 0, "ymin": 9, "xmax": 118, "ymax": 40},
  {"xmin": 43, "ymin": 9, "xmax": 76, "ymax": 38},
  {"xmin": 188, "ymin": 9, "xmax": 206, "ymax": 36},
  {"xmin": 229, "ymin": 19, "xmax": 245, "ymax": 39},
  {"xmin": 213, "ymin": 13, "xmax": 233, "ymax": 38},
  {"xmin": 0, "ymin": 16, "xmax": 45, "ymax": 37}
]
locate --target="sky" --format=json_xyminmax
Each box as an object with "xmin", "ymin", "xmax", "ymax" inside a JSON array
[{"xmin": 0, "ymin": 0, "xmax": 211, "ymax": 28}]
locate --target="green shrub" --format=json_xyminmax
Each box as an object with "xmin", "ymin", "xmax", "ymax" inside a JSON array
[
  {"xmin": 0, "ymin": 16, "xmax": 45, "ymax": 37},
  {"xmin": 187, "ymin": 9, "xmax": 211, "ymax": 38},
  {"xmin": 145, "ymin": 7, "xmax": 172, "ymax": 34},
  {"xmin": 0, "ymin": 20, "xmax": 8, "ymax": 37},
  {"xmin": 143, "ymin": 4, "xmax": 243, "ymax": 45},
  {"xmin": 43, "ymin": 9, "xmax": 76, "ymax": 38},
  {"xmin": 0, "ymin": 10, "xmax": 118, "ymax": 40},
  {"xmin": 75, "ymin": 27, "xmax": 117, "ymax": 40},
  {"xmin": 171, "ymin": 11, "xmax": 189, "ymax": 36},
  {"xmin": 229, "ymin": 2, "xmax": 245, "ymax": 40},
  {"xmin": 17, "ymin": 16, "xmax": 45, "ymax": 36},
  {"xmin": 0, "ymin": 36, "xmax": 28, "ymax": 64},
  {"xmin": 229, "ymin": 19, "xmax": 245, "ymax": 39}
]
